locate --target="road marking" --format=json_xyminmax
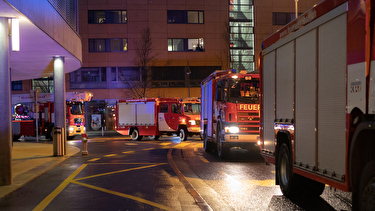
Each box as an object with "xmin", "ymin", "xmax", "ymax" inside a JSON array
[
  {"xmin": 194, "ymin": 143, "xmax": 203, "ymax": 148},
  {"xmin": 125, "ymin": 143, "xmax": 138, "ymax": 145},
  {"xmin": 88, "ymin": 158, "xmax": 101, "ymax": 162},
  {"xmin": 159, "ymin": 142, "xmax": 171, "ymax": 146},
  {"xmin": 142, "ymin": 148, "xmax": 154, "ymax": 151},
  {"xmin": 104, "ymin": 154, "xmax": 117, "ymax": 157},
  {"xmin": 122, "ymin": 151, "xmax": 135, "ymax": 154},
  {"xmin": 70, "ymin": 180, "xmax": 172, "ymax": 210},
  {"xmin": 220, "ymin": 171, "xmax": 275, "ymax": 187},
  {"xmin": 173, "ymin": 142, "xmax": 190, "ymax": 149},
  {"xmin": 74, "ymin": 163, "xmax": 167, "ymax": 181},
  {"xmin": 33, "ymin": 164, "xmax": 87, "ymax": 211},
  {"xmin": 199, "ymin": 156, "xmax": 210, "ymax": 163}
]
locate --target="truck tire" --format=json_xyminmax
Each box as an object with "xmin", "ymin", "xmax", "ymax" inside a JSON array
[
  {"xmin": 131, "ymin": 129, "xmax": 142, "ymax": 141},
  {"xmin": 179, "ymin": 127, "xmax": 187, "ymax": 141},
  {"xmin": 217, "ymin": 125, "xmax": 229, "ymax": 159},
  {"xmin": 357, "ymin": 160, "xmax": 375, "ymax": 210},
  {"xmin": 277, "ymin": 143, "xmax": 300, "ymax": 197}
]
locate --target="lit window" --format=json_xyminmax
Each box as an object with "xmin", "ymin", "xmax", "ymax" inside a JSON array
[{"xmin": 89, "ymin": 10, "xmax": 127, "ymax": 24}]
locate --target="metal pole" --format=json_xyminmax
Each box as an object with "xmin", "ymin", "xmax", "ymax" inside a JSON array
[{"xmin": 295, "ymin": 0, "xmax": 299, "ymax": 19}]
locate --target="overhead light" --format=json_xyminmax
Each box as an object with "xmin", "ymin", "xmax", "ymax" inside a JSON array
[{"xmin": 11, "ymin": 19, "xmax": 20, "ymax": 51}]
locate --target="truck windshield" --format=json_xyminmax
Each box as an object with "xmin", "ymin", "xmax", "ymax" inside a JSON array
[
  {"xmin": 183, "ymin": 103, "xmax": 201, "ymax": 115},
  {"xmin": 228, "ymin": 78, "xmax": 260, "ymax": 104},
  {"xmin": 69, "ymin": 102, "xmax": 84, "ymax": 115}
]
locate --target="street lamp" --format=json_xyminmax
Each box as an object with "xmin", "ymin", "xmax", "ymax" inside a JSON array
[{"xmin": 295, "ymin": 0, "xmax": 299, "ymax": 19}]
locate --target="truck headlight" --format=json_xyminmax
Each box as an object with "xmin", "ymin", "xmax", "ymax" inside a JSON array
[
  {"xmin": 69, "ymin": 127, "xmax": 74, "ymax": 132},
  {"xmin": 189, "ymin": 120, "xmax": 196, "ymax": 125},
  {"xmin": 225, "ymin": 126, "xmax": 239, "ymax": 133}
]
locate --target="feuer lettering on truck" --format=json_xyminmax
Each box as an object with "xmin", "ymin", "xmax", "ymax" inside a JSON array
[{"xmin": 238, "ymin": 104, "xmax": 260, "ymax": 111}]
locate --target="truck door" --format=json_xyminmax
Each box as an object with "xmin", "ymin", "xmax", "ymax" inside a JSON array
[{"xmin": 158, "ymin": 103, "xmax": 173, "ymax": 131}]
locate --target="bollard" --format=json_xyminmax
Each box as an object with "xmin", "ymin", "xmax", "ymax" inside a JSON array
[
  {"xmin": 53, "ymin": 127, "xmax": 65, "ymax": 156},
  {"xmin": 81, "ymin": 133, "xmax": 88, "ymax": 155}
]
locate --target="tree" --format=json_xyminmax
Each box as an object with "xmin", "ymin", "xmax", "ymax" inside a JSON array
[
  {"xmin": 216, "ymin": 21, "xmax": 232, "ymax": 70},
  {"xmin": 121, "ymin": 27, "xmax": 155, "ymax": 99}
]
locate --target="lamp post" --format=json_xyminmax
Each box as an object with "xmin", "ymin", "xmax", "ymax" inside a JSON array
[
  {"xmin": 187, "ymin": 62, "xmax": 191, "ymax": 98},
  {"xmin": 295, "ymin": 0, "xmax": 299, "ymax": 19}
]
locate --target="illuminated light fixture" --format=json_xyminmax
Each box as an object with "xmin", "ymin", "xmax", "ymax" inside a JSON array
[
  {"xmin": 54, "ymin": 56, "xmax": 64, "ymax": 69},
  {"xmin": 11, "ymin": 19, "xmax": 20, "ymax": 51},
  {"xmin": 231, "ymin": 75, "xmax": 238, "ymax": 79},
  {"xmin": 225, "ymin": 126, "xmax": 239, "ymax": 133}
]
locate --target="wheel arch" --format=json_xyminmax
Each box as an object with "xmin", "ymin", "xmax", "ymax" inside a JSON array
[{"xmin": 349, "ymin": 121, "xmax": 375, "ymax": 191}]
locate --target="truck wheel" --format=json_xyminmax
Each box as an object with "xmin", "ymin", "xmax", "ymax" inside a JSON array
[
  {"xmin": 216, "ymin": 126, "xmax": 229, "ymax": 159},
  {"xmin": 148, "ymin": 135, "xmax": 160, "ymax": 140},
  {"xmin": 357, "ymin": 160, "xmax": 375, "ymax": 210},
  {"xmin": 277, "ymin": 143, "xmax": 300, "ymax": 197},
  {"xmin": 179, "ymin": 127, "xmax": 187, "ymax": 141},
  {"xmin": 131, "ymin": 129, "xmax": 142, "ymax": 141}
]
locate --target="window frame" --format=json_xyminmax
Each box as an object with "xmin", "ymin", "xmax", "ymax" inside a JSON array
[
  {"xmin": 88, "ymin": 10, "xmax": 127, "ymax": 24},
  {"xmin": 167, "ymin": 10, "xmax": 204, "ymax": 24}
]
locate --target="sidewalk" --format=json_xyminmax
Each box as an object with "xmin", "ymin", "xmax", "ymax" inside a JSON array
[{"xmin": 0, "ymin": 130, "xmax": 124, "ymax": 199}]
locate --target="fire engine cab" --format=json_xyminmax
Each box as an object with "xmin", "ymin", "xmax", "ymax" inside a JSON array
[
  {"xmin": 12, "ymin": 92, "xmax": 93, "ymax": 140},
  {"xmin": 201, "ymin": 69, "xmax": 260, "ymax": 158},
  {"xmin": 115, "ymin": 98, "xmax": 194, "ymax": 141}
]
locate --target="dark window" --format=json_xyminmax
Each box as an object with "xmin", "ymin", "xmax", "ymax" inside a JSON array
[
  {"xmin": 116, "ymin": 67, "xmax": 140, "ymax": 82},
  {"xmin": 89, "ymin": 10, "xmax": 127, "ymax": 24},
  {"xmin": 167, "ymin": 10, "xmax": 204, "ymax": 24},
  {"xmin": 152, "ymin": 67, "xmax": 185, "ymax": 81},
  {"xmin": 273, "ymin": 12, "xmax": 301, "ymax": 25},
  {"xmin": 81, "ymin": 68, "xmax": 106, "ymax": 82},
  {"xmin": 89, "ymin": 39, "xmax": 127, "ymax": 52},
  {"xmin": 160, "ymin": 104, "xmax": 169, "ymax": 113},
  {"xmin": 11, "ymin": 81, "xmax": 22, "ymax": 91},
  {"xmin": 168, "ymin": 38, "xmax": 204, "ymax": 52}
]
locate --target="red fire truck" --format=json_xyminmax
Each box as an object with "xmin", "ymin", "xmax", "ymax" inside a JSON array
[
  {"xmin": 260, "ymin": 0, "xmax": 375, "ymax": 209},
  {"xmin": 12, "ymin": 92, "xmax": 93, "ymax": 140},
  {"xmin": 181, "ymin": 98, "xmax": 201, "ymax": 138},
  {"xmin": 201, "ymin": 69, "xmax": 260, "ymax": 158},
  {"xmin": 116, "ymin": 98, "xmax": 195, "ymax": 141}
]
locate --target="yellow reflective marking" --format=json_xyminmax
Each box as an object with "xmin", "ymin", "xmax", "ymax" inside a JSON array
[
  {"xmin": 122, "ymin": 151, "xmax": 135, "ymax": 154},
  {"xmin": 125, "ymin": 143, "xmax": 138, "ymax": 145},
  {"xmin": 194, "ymin": 143, "xmax": 203, "ymax": 148},
  {"xmin": 159, "ymin": 142, "xmax": 171, "ymax": 146},
  {"xmin": 75, "ymin": 163, "xmax": 166, "ymax": 181},
  {"xmin": 33, "ymin": 164, "xmax": 87, "ymax": 211},
  {"xmin": 71, "ymin": 180, "xmax": 172, "ymax": 210},
  {"xmin": 88, "ymin": 158, "xmax": 101, "ymax": 162},
  {"xmin": 250, "ymin": 179, "xmax": 275, "ymax": 187},
  {"xmin": 104, "ymin": 154, "xmax": 117, "ymax": 157},
  {"xmin": 142, "ymin": 148, "xmax": 154, "ymax": 150},
  {"xmin": 199, "ymin": 156, "xmax": 210, "ymax": 163},
  {"xmin": 173, "ymin": 142, "xmax": 190, "ymax": 148}
]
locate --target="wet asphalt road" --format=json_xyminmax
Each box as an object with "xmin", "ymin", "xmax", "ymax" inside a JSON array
[{"xmin": 0, "ymin": 135, "xmax": 352, "ymax": 210}]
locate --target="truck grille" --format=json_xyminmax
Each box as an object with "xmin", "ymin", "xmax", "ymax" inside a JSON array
[{"xmin": 237, "ymin": 111, "xmax": 259, "ymax": 134}]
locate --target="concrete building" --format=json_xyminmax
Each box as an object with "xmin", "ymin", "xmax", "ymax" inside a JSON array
[
  {"xmin": 10, "ymin": 0, "xmax": 321, "ymax": 132},
  {"xmin": 1, "ymin": 0, "xmax": 81, "ymax": 185}
]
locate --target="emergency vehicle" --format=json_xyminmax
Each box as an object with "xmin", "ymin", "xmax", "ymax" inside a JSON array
[
  {"xmin": 12, "ymin": 92, "xmax": 93, "ymax": 140},
  {"xmin": 181, "ymin": 98, "xmax": 201, "ymax": 138},
  {"xmin": 260, "ymin": 0, "xmax": 375, "ymax": 209},
  {"xmin": 201, "ymin": 69, "xmax": 260, "ymax": 158},
  {"xmin": 115, "ymin": 98, "xmax": 194, "ymax": 141}
]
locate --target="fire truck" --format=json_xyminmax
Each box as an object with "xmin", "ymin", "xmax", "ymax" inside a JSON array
[
  {"xmin": 115, "ymin": 98, "xmax": 195, "ymax": 141},
  {"xmin": 201, "ymin": 69, "xmax": 260, "ymax": 158},
  {"xmin": 12, "ymin": 92, "xmax": 93, "ymax": 140},
  {"xmin": 260, "ymin": 0, "xmax": 375, "ymax": 209},
  {"xmin": 181, "ymin": 98, "xmax": 201, "ymax": 138}
]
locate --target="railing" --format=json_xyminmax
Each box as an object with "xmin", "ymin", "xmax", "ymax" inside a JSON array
[{"xmin": 48, "ymin": 0, "xmax": 78, "ymax": 32}]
